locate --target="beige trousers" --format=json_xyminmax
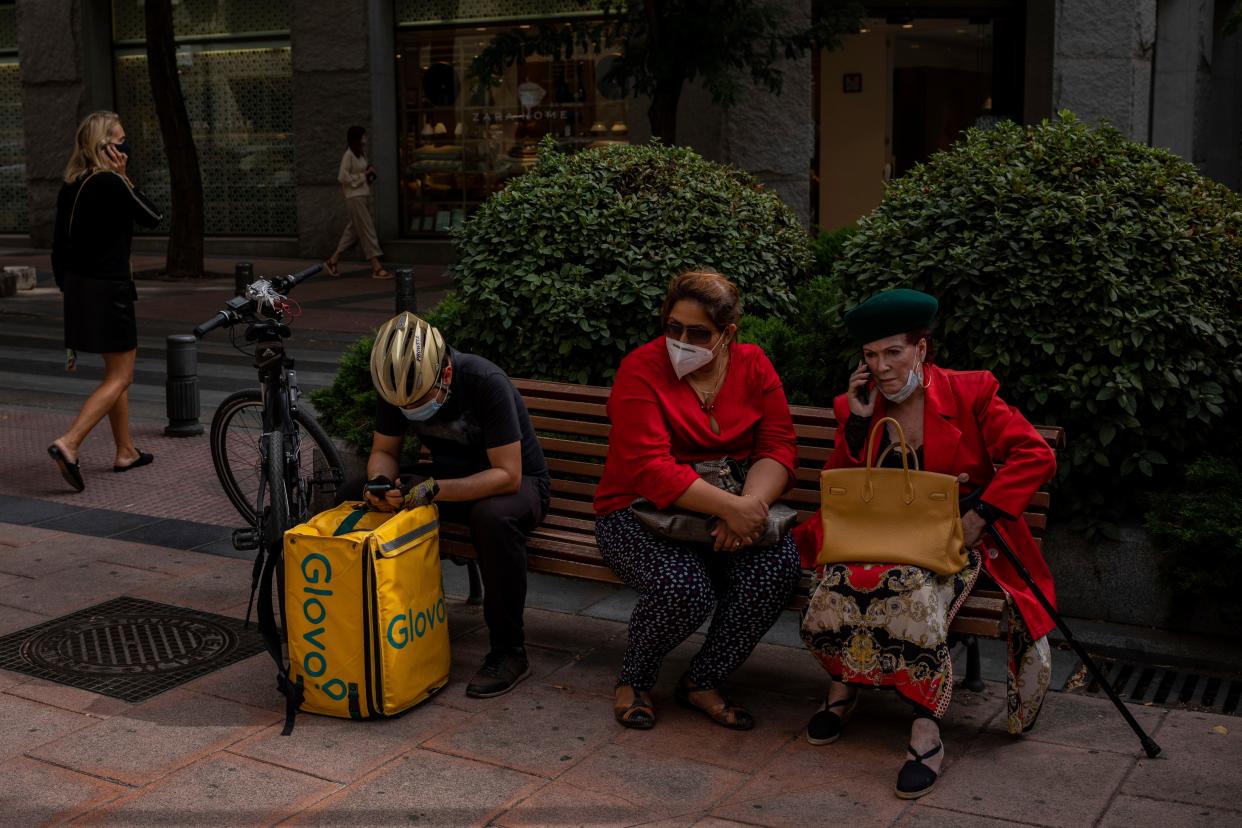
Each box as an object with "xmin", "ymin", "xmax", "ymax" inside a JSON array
[{"xmin": 334, "ymin": 195, "xmax": 382, "ymax": 259}]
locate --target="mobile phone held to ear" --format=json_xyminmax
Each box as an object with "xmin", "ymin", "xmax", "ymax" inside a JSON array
[{"xmin": 856, "ymin": 364, "xmax": 871, "ymax": 405}]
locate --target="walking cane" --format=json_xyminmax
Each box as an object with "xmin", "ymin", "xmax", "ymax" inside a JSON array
[{"xmin": 960, "ymin": 491, "xmax": 1162, "ymax": 759}]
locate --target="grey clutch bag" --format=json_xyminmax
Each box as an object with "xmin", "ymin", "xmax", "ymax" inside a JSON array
[{"xmin": 630, "ymin": 458, "xmax": 796, "ymax": 548}]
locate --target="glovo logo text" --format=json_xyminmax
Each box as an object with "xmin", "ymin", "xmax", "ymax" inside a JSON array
[
  {"xmin": 298, "ymin": 552, "xmax": 348, "ymax": 701},
  {"xmin": 386, "ymin": 595, "xmax": 447, "ymax": 651}
]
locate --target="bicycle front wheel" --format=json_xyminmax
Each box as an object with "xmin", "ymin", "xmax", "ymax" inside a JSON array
[
  {"xmin": 209, "ymin": 389, "xmax": 343, "ymax": 525},
  {"xmin": 265, "ymin": 431, "xmax": 293, "ymax": 545}
]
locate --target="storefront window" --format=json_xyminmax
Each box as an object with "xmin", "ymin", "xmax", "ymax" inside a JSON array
[
  {"xmin": 0, "ymin": 2, "xmax": 25, "ymax": 234},
  {"xmin": 818, "ymin": 18, "xmax": 1003, "ymax": 230},
  {"xmin": 114, "ymin": 47, "xmax": 294, "ymax": 236},
  {"xmin": 112, "ymin": 0, "xmax": 291, "ymax": 43},
  {"xmin": 396, "ymin": 0, "xmax": 597, "ymax": 26},
  {"xmin": 395, "ymin": 23, "xmax": 629, "ymax": 236},
  {"xmin": 111, "ymin": 1, "xmax": 294, "ymax": 236}
]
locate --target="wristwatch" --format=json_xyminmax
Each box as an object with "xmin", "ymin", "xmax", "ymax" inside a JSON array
[{"xmin": 971, "ymin": 500, "xmax": 1003, "ymax": 523}]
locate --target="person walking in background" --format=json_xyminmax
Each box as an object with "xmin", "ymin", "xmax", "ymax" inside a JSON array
[
  {"xmin": 47, "ymin": 110, "xmax": 163, "ymax": 492},
  {"xmin": 324, "ymin": 126, "xmax": 390, "ymax": 280}
]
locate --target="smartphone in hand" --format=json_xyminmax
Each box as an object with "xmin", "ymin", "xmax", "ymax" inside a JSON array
[{"xmin": 857, "ymin": 364, "xmax": 872, "ymax": 405}]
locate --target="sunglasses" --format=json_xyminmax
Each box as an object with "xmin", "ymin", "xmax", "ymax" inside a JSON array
[{"xmin": 664, "ymin": 320, "xmax": 717, "ymax": 347}]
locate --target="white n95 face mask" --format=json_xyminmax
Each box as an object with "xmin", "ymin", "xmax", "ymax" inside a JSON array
[{"xmin": 666, "ymin": 336, "xmax": 722, "ymax": 379}]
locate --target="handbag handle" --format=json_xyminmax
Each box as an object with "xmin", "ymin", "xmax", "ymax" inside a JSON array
[
  {"xmin": 875, "ymin": 441, "xmax": 920, "ymax": 471},
  {"xmin": 863, "ymin": 416, "xmax": 915, "ymax": 505}
]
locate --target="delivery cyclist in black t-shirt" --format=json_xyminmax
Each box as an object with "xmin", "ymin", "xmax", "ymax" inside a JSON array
[{"xmin": 365, "ymin": 312, "xmax": 550, "ymax": 698}]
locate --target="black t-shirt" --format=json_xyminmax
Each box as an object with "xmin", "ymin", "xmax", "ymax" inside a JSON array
[{"xmin": 375, "ymin": 349, "xmax": 549, "ymax": 481}]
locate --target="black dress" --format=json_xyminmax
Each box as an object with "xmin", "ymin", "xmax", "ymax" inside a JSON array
[{"xmin": 51, "ymin": 170, "xmax": 163, "ymax": 354}]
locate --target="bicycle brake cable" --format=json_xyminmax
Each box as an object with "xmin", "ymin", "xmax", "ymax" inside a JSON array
[{"xmin": 247, "ymin": 278, "xmax": 302, "ymax": 323}]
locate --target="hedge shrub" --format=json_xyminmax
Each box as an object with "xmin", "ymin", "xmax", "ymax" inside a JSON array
[
  {"xmin": 1146, "ymin": 456, "xmax": 1242, "ymax": 623},
  {"xmin": 433, "ymin": 138, "xmax": 810, "ymax": 385},
  {"xmin": 748, "ymin": 112, "xmax": 1242, "ymax": 521}
]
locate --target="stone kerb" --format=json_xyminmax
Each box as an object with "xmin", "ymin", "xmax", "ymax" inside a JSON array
[{"xmin": 4, "ymin": 265, "xmax": 37, "ymax": 290}]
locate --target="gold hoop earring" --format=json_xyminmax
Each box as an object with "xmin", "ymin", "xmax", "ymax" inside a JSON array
[{"xmin": 918, "ymin": 360, "xmax": 932, "ymax": 390}]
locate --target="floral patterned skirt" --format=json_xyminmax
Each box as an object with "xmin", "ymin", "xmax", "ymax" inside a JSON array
[{"xmin": 800, "ymin": 551, "xmax": 982, "ymax": 720}]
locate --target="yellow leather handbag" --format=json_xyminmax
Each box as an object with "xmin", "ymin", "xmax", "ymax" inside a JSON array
[{"xmin": 816, "ymin": 417, "xmax": 968, "ymax": 576}]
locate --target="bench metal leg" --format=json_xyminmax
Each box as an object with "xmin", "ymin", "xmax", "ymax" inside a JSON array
[
  {"xmin": 963, "ymin": 636, "xmax": 985, "ymax": 692},
  {"xmin": 465, "ymin": 560, "xmax": 483, "ymax": 606}
]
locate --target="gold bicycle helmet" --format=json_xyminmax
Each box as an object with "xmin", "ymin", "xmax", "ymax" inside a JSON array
[{"xmin": 370, "ymin": 312, "xmax": 447, "ymax": 407}]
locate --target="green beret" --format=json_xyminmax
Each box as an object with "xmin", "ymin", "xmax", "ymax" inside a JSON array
[{"xmin": 844, "ymin": 289, "xmax": 938, "ymax": 345}]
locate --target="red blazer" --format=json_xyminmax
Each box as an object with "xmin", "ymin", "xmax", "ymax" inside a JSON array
[
  {"xmin": 594, "ymin": 338, "xmax": 798, "ymax": 516},
  {"xmin": 791, "ymin": 364, "xmax": 1058, "ymax": 640}
]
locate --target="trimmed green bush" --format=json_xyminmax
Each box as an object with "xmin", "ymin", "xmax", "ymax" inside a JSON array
[
  {"xmin": 308, "ymin": 333, "xmax": 376, "ymax": 457},
  {"xmin": 743, "ymin": 227, "xmax": 855, "ymax": 405},
  {"xmin": 749, "ymin": 112, "xmax": 1242, "ymax": 521},
  {"xmin": 741, "ymin": 273, "xmax": 844, "ymax": 406},
  {"xmin": 1146, "ymin": 456, "xmax": 1242, "ymax": 622},
  {"xmin": 810, "ymin": 226, "xmax": 855, "ymax": 279},
  {"xmin": 433, "ymin": 137, "xmax": 810, "ymax": 385}
]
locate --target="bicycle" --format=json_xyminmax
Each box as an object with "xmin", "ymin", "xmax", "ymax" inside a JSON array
[{"xmin": 193, "ymin": 264, "xmax": 343, "ymax": 565}]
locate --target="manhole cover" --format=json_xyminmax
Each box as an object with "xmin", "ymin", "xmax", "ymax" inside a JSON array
[
  {"xmin": 0, "ymin": 597, "xmax": 266, "ymax": 702},
  {"xmin": 1063, "ymin": 655, "xmax": 1242, "ymax": 717}
]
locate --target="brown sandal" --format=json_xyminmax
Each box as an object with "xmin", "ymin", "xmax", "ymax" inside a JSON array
[
  {"xmin": 613, "ymin": 684, "xmax": 655, "ymax": 730},
  {"xmin": 675, "ymin": 677, "xmax": 754, "ymax": 731},
  {"xmin": 371, "ymin": 269, "xmax": 393, "ymax": 280}
]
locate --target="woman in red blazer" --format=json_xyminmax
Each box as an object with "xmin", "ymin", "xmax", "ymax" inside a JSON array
[{"xmin": 792, "ymin": 289, "xmax": 1057, "ymax": 800}]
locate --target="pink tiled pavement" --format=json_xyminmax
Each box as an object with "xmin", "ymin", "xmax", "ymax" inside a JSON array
[
  {"xmin": 0, "ymin": 406, "xmax": 241, "ymax": 526},
  {"xmin": 0, "ymin": 525, "xmax": 1239, "ymax": 826}
]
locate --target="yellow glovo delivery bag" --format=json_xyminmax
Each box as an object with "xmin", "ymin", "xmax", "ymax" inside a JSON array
[{"xmin": 257, "ymin": 502, "xmax": 450, "ymax": 734}]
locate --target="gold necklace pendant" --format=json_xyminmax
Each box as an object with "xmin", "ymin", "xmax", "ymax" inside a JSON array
[{"xmin": 690, "ymin": 354, "xmax": 728, "ymax": 436}]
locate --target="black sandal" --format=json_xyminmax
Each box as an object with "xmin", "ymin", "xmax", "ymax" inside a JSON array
[
  {"xmin": 113, "ymin": 451, "xmax": 153, "ymax": 473},
  {"xmin": 48, "ymin": 444, "xmax": 84, "ymax": 492},
  {"xmin": 675, "ymin": 677, "xmax": 754, "ymax": 731},
  {"xmin": 613, "ymin": 685, "xmax": 655, "ymax": 730},
  {"xmin": 806, "ymin": 690, "xmax": 859, "ymax": 745},
  {"xmin": 895, "ymin": 742, "xmax": 942, "ymax": 799}
]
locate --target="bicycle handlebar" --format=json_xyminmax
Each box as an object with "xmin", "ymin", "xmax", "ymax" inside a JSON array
[
  {"xmin": 193, "ymin": 310, "xmax": 235, "ymax": 339},
  {"xmin": 274, "ymin": 263, "xmax": 323, "ymax": 293},
  {"xmin": 193, "ymin": 263, "xmax": 323, "ymax": 338}
]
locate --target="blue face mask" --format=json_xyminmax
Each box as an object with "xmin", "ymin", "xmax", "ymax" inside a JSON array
[{"xmin": 400, "ymin": 385, "xmax": 447, "ymax": 422}]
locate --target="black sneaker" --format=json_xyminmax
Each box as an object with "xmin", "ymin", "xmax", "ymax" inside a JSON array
[{"xmin": 465, "ymin": 646, "xmax": 531, "ymax": 698}]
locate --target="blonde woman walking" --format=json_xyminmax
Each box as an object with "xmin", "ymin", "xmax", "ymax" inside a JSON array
[
  {"xmin": 48, "ymin": 110, "xmax": 163, "ymax": 491},
  {"xmin": 325, "ymin": 126, "xmax": 390, "ymax": 279}
]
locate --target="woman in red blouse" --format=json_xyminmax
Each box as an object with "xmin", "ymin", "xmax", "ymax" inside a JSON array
[{"xmin": 594, "ymin": 270, "xmax": 801, "ymax": 731}]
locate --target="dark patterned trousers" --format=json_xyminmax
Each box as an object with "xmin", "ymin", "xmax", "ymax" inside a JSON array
[{"xmin": 595, "ymin": 508, "xmax": 800, "ymax": 692}]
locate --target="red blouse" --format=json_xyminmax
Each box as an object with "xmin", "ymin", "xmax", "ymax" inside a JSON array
[{"xmin": 594, "ymin": 338, "xmax": 798, "ymax": 516}]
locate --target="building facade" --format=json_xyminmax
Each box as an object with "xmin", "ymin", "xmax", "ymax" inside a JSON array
[{"xmin": 2, "ymin": 0, "xmax": 1239, "ymax": 258}]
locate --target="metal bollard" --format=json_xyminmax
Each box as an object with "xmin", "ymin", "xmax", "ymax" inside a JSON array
[
  {"xmin": 164, "ymin": 334, "xmax": 204, "ymax": 437},
  {"xmin": 234, "ymin": 261, "xmax": 253, "ymax": 297},
  {"xmin": 394, "ymin": 268, "xmax": 417, "ymax": 314}
]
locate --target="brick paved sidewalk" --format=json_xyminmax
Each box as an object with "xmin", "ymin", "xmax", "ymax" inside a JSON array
[
  {"xmin": 1, "ymin": 406, "xmax": 240, "ymax": 528},
  {"xmin": 0, "ymin": 525, "xmax": 1239, "ymax": 827}
]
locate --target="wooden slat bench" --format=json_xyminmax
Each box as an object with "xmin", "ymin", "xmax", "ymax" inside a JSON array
[{"xmin": 440, "ymin": 378, "xmax": 1065, "ymax": 683}]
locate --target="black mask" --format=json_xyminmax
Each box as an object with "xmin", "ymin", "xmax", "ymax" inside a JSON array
[{"xmin": 113, "ymin": 140, "xmax": 132, "ymax": 157}]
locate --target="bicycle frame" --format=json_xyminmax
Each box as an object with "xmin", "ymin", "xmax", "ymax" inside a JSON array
[{"xmin": 248, "ymin": 319, "xmax": 306, "ymax": 546}]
